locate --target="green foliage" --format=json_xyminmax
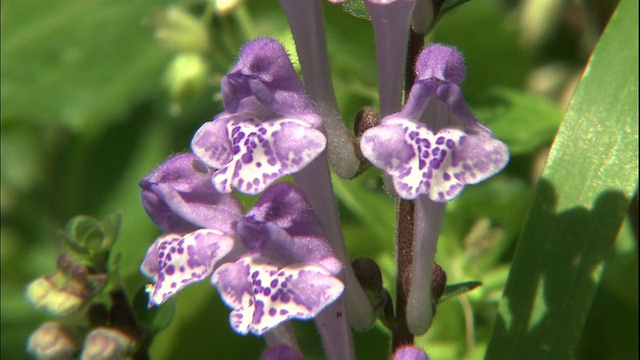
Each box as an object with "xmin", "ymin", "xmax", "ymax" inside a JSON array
[
  {"xmin": 486, "ymin": 0, "xmax": 638, "ymax": 358},
  {"xmin": 2, "ymin": 0, "xmax": 636, "ymax": 359}
]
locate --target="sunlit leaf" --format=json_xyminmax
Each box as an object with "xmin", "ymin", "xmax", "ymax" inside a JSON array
[{"xmin": 486, "ymin": 0, "xmax": 638, "ymax": 357}]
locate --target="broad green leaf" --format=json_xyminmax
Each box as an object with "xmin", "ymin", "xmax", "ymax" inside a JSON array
[
  {"xmin": 1, "ymin": 0, "xmax": 171, "ymax": 135},
  {"xmin": 486, "ymin": 0, "xmax": 638, "ymax": 358}
]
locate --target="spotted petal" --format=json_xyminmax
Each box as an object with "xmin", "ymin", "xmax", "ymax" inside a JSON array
[
  {"xmin": 212, "ymin": 257, "xmax": 344, "ymax": 335},
  {"xmin": 193, "ymin": 117, "xmax": 326, "ymax": 195},
  {"xmin": 141, "ymin": 229, "xmax": 234, "ymax": 306},
  {"xmin": 360, "ymin": 118, "xmax": 508, "ymax": 201}
]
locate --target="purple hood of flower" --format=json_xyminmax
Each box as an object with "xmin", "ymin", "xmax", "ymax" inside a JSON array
[{"xmin": 139, "ymin": 153, "xmax": 244, "ymax": 234}]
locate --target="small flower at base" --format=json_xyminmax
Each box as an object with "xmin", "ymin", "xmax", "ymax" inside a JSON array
[
  {"xmin": 393, "ymin": 345, "xmax": 430, "ymax": 360},
  {"xmin": 27, "ymin": 322, "xmax": 80, "ymax": 360}
]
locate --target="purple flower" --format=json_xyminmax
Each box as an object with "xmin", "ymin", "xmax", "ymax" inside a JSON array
[
  {"xmin": 191, "ymin": 39, "xmax": 326, "ymax": 195},
  {"xmin": 360, "ymin": 44, "xmax": 509, "ymax": 201},
  {"xmin": 393, "ymin": 346, "xmax": 430, "ymax": 360},
  {"xmin": 139, "ymin": 153, "xmax": 243, "ymax": 234},
  {"xmin": 140, "ymin": 182, "xmax": 344, "ymax": 335},
  {"xmin": 212, "ymin": 183, "xmax": 343, "ymax": 335}
]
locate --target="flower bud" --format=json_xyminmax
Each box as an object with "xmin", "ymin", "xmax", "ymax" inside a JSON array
[
  {"xmin": 352, "ymin": 257, "xmax": 385, "ymax": 311},
  {"xmin": 392, "ymin": 345, "xmax": 429, "ymax": 360},
  {"xmin": 27, "ymin": 321, "xmax": 79, "ymax": 360},
  {"xmin": 26, "ymin": 276, "xmax": 84, "ymax": 316},
  {"xmin": 79, "ymin": 327, "xmax": 135, "ymax": 360},
  {"xmin": 164, "ymin": 53, "xmax": 208, "ymax": 115},
  {"xmin": 155, "ymin": 6, "xmax": 210, "ymax": 53}
]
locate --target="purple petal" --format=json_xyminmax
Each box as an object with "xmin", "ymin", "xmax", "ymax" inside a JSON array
[
  {"xmin": 139, "ymin": 153, "xmax": 243, "ymax": 233},
  {"xmin": 360, "ymin": 118, "xmax": 508, "ymax": 201},
  {"xmin": 212, "ymin": 258, "xmax": 344, "ymax": 335},
  {"xmin": 196, "ymin": 118, "xmax": 326, "ymax": 195},
  {"xmin": 191, "ymin": 119, "xmax": 234, "ymax": 170},
  {"xmin": 415, "ymin": 44, "xmax": 465, "ymax": 84},
  {"xmin": 236, "ymin": 219, "xmax": 342, "ymax": 276},
  {"xmin": 141, "ymin": 229, "xmax": 234, "ymax": 306}
]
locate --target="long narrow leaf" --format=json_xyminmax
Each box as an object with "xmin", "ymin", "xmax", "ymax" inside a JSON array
[{"xmin": 485, "ymin": 0, "xmax": 638, "ymax": 358}]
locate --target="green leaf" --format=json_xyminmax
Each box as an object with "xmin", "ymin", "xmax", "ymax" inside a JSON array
[
  {"xmin": 486, "ymin": 0, "xmax": 638, "ymax": 358},
  {"xmin": 439, "ymin": 0, "xmax": 474, "ymax": 17},
  {"xmin": 1, "ymin": 0, "xmax": 171, "ymax": 135},
  {"xmin": 341, "ymin": 0, "xmax": 370, "ymax": 21},
  {"xmin": 473, "ymin": 88, "xmax": 563, "ymax": 155}
]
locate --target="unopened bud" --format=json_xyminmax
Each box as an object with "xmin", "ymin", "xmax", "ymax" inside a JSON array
[
  {"xmin": 354, "ymin": 107, "xmax": 380, "ymax": 138},
  {"xmin": 164, "ymin": 53, "xmax": 209, "ymax": 116},
  {"xmin": 155, "ymin": 6, "xmax": 209, "ymax": 53},
  {"xmin": 392, "ymin": 345, "xmax": 429, "ymax": 360},
  {"xmin": 27, "ymin": 321, "xmax": 79, "ymax": 360},
  {"xmin": 431, "ymin": 263, "xmax": 447, "ymax": 304},
  {"xmin": 80, "ymin": 327, "xmax": 135, "ymax": 360},
  {"xmin": 352, "ymin": 257, "xmax": 385, "ymax": 310},
  {"xmin": 26, "ymin": 276, "xmax": 84, "ymax": 316}
]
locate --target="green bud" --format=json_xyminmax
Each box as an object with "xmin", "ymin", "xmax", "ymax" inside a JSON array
[
  {"xmin": 352, "ymin": 257, "xmax": 386, "ymax": 311},
  {"xmin": 27, "ymin": 321, "xmax": 79, "ymax": 360},
  {"xmin": 80, "ymin": 328, "xmax": 135, "ymax": 360},
  {"xmin": 65, "ymin": 216, "xmax": 105, "ymax": 255},
  {"xmin": 164, "ymin": 53, "xmax": 209, "ymax": 116},
  {"xmin": 61, "ymin": 213, "xmax": 122, "ymax": 260},
  {"xmin": 155, "ymin": 6, "xmax": 210, "ymax": 53}
]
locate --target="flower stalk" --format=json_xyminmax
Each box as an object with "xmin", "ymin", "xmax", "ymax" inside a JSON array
[{"xmin": 279, "ymin": 0, "xmax": 360, "ymax": 179}]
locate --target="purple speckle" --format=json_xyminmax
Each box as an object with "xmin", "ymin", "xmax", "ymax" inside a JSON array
[{"xmin": 269, "ymin": 308, "xmax": 277, "ymax": 317}]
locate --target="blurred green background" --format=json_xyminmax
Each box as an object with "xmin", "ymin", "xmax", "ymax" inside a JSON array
[{"xmin": 2, "ymin": 0, "xmax": 636, "ymax": 359}]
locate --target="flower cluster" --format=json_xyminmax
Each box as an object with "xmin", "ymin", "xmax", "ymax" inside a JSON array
[
  {"xmin": 136, "ymin": 2, "xmax": 509, "ymax": 358},
  {"xmin": 140, "ymin": 154, "xmax": 344, "ymax": 335}
]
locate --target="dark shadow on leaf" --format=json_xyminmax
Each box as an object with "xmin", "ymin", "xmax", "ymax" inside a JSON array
[{"xmin": 486, "ymin": 178, "xmax": 632, "ymax": 359}]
